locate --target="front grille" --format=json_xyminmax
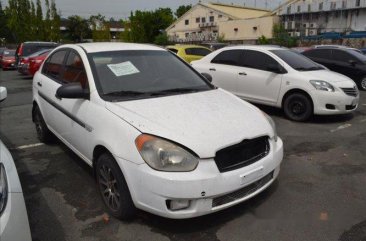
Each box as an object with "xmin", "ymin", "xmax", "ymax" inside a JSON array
[
  {"xmin": 212, "ymin": 171, "xmax": 274, "ymax": 207},
  {"xmin": 341, "ymin": 87, "xmax": 358, "ymax": 97},
  {"xmin": 214, "ymin": 136, "xmax": 270, "ymax": 173}
]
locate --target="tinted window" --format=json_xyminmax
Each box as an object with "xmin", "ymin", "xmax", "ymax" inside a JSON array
[
  {"xmin": 62, "ymin": 51, "xmax": 88, "ymax": 89},
  {"xmin": 43, "ymin": 50, "xmax": 68, "ymax": 81},
  {"xmin": 167, "ymin": 48, "xmax": 178, "ymax": 54},
  {"xmin": 241, "ymin": 50, "xmax": 279, "ymax": 71},
  {"xmin": 22, "ymin": 43, "xmax": 57, "ymax": 57},
  {"xmin": 303, "ymin": 49, "xmax": 332, "ymax": 59},
  {"xmin": 211, "ymin": 50, "xmax": 243, "ymax": 66},
  {"xmin": 333, "ymin": 49, "xmax": 365, "ymax": 63},
  {"xmin": 89, "ymin": 50, "xmax": 212, "ymax": 101},
  {"xmin": 271, "ymin": 49, "xmax": 324, "ymax": 71},
  {"xmin": 185, "ymin": 48, "xmax": 211, "ymax": 56}
]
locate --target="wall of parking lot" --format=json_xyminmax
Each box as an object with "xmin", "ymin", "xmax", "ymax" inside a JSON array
[{"xmin": 299, "ymin": 37, "xmax": 366, "ymax": 48}]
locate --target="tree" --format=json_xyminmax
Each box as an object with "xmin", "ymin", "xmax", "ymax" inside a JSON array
[
  {"xmin": 66, "ymin": 15, "xmax": 91, "ymax": 42},
  {"xmin": 175, "ymin": 5, "xmax": 191, "ymax": 18},
  {"xmin": 257, "ymin": 35, "xmax": 270, "ymax": 45},
  {"xmin": 0, "ymin": 1, "xmax": 13, "ymax": 44},
  {"xmin": 49, "ymin": 0, "xmax": 61, "ymax": 41},
  {"xmin": 90, "ymin": 14, "xmax": 110, "ymax": 41},
  {"xmin": 154, "ymin": 32, "xmax": 169, "ymax": 46},
  {"xmin": 35, "ymin": 0, "xmax": 44, "ymax": 40},
  {"xmin": 272, "ymin": 24, "xmax": 297, "ymax": 47}
]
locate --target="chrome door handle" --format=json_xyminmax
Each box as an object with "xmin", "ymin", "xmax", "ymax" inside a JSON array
[
  {"xmin": 239, "ymin": 72, "xmax": 247, "ymax": 76},
  {"xmin": 209, "ymin": 68, "xmax": 216, "ymax": 71},
  {"xmin": 37, "ymin": 82, "xmax": 42, "ymax": 87}
]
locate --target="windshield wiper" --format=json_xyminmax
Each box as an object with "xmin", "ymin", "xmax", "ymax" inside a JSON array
[
  {"xmin": 152, "ymin": 87, "xmax": 204, "ymax": 94},
  {"xmin": 103, "ymin": 90, "xmax": 147, "ymax": 96}
]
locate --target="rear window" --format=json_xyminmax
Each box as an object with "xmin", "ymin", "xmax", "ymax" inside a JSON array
[
  {"xmin": 185, "ymin": 48, "xmax": 211, "ymax": 56},
  {"xmin": 303, "ymin": 49, "xmax": 332, "ymax": 59},
  {"xmin": 3, "ymin": 50, "xmax": 15, "ymax": 56},
  {"xmin": 22, "ymin": 44, "xmax": 57, "ymax": 57},
  {"xmin": 167, "ymin": 48, "xmax": 178, "ymax": 54}
]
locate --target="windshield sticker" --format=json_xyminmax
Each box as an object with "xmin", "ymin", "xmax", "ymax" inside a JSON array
[{"xmin": 107, "ymin": 61, "xmax": 140, "ymax": 77}]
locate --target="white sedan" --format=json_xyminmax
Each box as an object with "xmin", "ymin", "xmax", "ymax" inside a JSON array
[
  {"xmin": 32, "ymin": 43, "xmax": 283, "ymax": 219},
  {"xmin": 192, "ymin": 45, "xmax": 359, "ymax": 121},
  {"xmin": 0, "ymin": 87, "xmax": 32, "ymax": 241}
]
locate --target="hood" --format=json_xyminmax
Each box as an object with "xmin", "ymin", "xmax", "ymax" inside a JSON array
[
  {"xmin": 299, "ymin": 70, "xmax": 355, "ymax": 86},
  {"xmin": 106, "ymin": 89, "xmax": 273, "ymax": 158}
]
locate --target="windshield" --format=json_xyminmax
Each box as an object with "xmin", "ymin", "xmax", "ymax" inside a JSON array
[
  {"xmin": 89, "ymin": 50, "xmax": 213, "ymax": 101},
  {"xmin": 271, "ymin": 49, "xmax": 324, "ymax": 71},
  {"xmin": 347, "ymin": 49, "xmax": 366, "ymax": 62}
]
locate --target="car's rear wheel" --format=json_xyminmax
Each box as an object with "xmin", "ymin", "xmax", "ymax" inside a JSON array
[
  {"xmin": 33, "ymin": 106, "xmax": 53, "ymax": 143},
  {"xmin": 359, "ymin": 77, "xmax": 366, "ymax": 91},
  {"xmin": 96, "ymin": 153, "xmax": 136, "ymax": 220},
  {"xmin": 283, "ymin": 93, "xmax": 313, "ymax": 122}
]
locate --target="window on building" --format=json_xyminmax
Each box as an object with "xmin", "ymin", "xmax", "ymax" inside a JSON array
[
  {"xmin": 330, "ymin": 2, "xmax": 336, "ymax": 10},
  {"xmin": 211, "ymin": 50, "xmax": 243, "ymax": 66},
  {"xmin": 287, "ymin": 6, "xmax": 291, "ymax": 14},
  {"xmin": 342, "ymin": 0, "xmax": 347, "ymax": 8},
  {"xmin": 201, "ymin": 17, "xmax": 206, "ymax": 23},
  {"xmin": 319, "ymin": 2, "xmax": 323, "ymax": 11},
  {"xmin": 209, "ymin": 16, "xmax": 214, "ymax": 22},
  {"xmin": 185, "ymin": 33, "xmax": 189, "ymax": 37},
  {"xmin": 196, "ymin": 18, "xmax": 200, "ymax": 23},
  {"xmin": 297, "ymin": 5, "xmax": 301, "ymax": 13},
  {"xmin": 308, "ymin": 4, "xmax": 311, "ymax": 12},
  {"xmin": 356, "ymin": 0, "xmax": 361, "ymax": 7},
  {"xmin": 218, "ymin": 14, "xmax": 223, "ymax": 18},
  {"xmin": 185, "ymin": 19, "xmax": 189, "ymax": 25}
]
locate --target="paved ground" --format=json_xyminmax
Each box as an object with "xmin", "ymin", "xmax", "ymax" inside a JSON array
[{"xmin": 1, "ymin": 69, "xmax": 366, "ymax": 241}]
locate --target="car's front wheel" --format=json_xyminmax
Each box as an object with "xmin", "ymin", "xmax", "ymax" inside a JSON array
[
  {"xmin": 283, "ymin": 93, "xmax": 313, "ymax": 122},
  {"xmin": 33, "ymin": 105, "xmax": 53, "ymax": 143},
  {"xmin": 96, "ymin": 153, "xmax": 136, "ymax": 220},
  {"xmin": 359, "ymin": 77, "xmax": 366, "ymax": 91}
]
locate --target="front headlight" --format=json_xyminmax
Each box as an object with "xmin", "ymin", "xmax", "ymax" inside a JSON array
[
  {"xmin": 135, "ymin": 134, "xmax": 199, "ymax": 172},
  {"xmin": 0, "ymin": 163, "xmax": 8, "ymax": 215},
  {"xmin": 310, "ymin": 80, "xmax": 335, "ymax": 92},
  {"xmin": 262, "ymin": 112, "xmax": 278, "ymax": 142}
]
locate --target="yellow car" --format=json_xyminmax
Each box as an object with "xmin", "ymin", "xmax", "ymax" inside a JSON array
[{"xmin": 166, "ymin": 45, "xmax": 212, "ymax": 63}]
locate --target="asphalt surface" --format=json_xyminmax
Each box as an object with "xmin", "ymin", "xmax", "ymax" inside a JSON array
[{"xmin": 1, "ymin": 69, "xmax": 366, "ymax": 241}]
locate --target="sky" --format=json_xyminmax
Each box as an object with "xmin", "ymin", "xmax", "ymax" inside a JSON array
[{"xmin": 2, "ymin": 0, "xmax": 285, "ymax": 19}]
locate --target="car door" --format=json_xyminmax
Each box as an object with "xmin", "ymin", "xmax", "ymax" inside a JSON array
[
  {"xmin": 331, "ymin": 49, "xmax": 361, "ymax": 80},
  {"xmin": 236, "ymin": 50, "xmax": 283, "ymax": 104},
  {"xmin": 206, "ymin": 49, "xmax": 245, "ymax": 95},
  {"xmin": 55, "ymin": 50, "xmax": 92, "ymax": 159}
]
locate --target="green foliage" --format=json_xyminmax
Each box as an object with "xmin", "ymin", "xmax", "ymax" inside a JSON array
[
  {"xmin": 175, "ymin": 5, "xmax": 191, "ymax": 18},
  {"xmin": 66, "ymin": 15, "xmax": 91, "ymax": 42},
  {"xmin": 272, "ymin": 24, "xmax": 297, "ymax": 47},
  {"xmin": 0, "ymin": 2, "xmax": 13, "ymax": 44},
  {"xmin": 154, "ymin": 33, "xmax": 170, "ymax": 46},
  {"xmin": 4, "ymin": 0, "xmax": 61, "ymax": 43},
  {"xmin": 90, "ymin": 14, "xmax": 111, "ymax": 42},
  {"xmin": 257, "ymin": 35, "xmax": 270, "ymax": 45},
  {"xmin": 217, "ymin": 34, "xmax": 226, "ymax": 43}
]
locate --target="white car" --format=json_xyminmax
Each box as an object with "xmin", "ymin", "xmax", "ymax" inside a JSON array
[
  {"xmin": 32, "ymin": 43, "xmax": 283, "ymax": 219},
  {"xmin": 191, "ymin": 45, "xmax": 360, "ymax": 121},
  {"xmin": 0, "ymin": 87, "xmax": 32, "ymax": 241}
]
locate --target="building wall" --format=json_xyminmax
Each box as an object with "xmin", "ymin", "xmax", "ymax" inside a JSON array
[{"xmin": 219, "ymin": 16, "xmax": 279, "ymax": 41}]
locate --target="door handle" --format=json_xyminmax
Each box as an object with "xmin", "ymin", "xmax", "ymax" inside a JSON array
[
  {"xmin": 37, "ymin": 82, "xmax": 42, "ymax": 87},
  {"xmin": 209, "ymin": 68, "xmax": 216, "ymax": 71},
  {"xmin": 239, "ymin": 72, "xmax": 247, "ymax": 76}
]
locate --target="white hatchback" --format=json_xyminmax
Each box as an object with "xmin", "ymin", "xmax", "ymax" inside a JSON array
[
  {"xmin": 192, "ymin": 45, "xmax": 359, "ymax": 121},
  {"xmin": 32, "ymin": 43, "xmax": 283, "ymax": 219}
]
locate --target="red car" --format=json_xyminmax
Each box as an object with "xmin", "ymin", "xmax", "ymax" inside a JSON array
[
  {"xmin": 18, "ymin": 49, "xmax": 51, "ymax": 75},
  {"xmin": 1, "ymin": 50, "xmax": 16, "ymax": 70},
  {"xmin": 28, "ymin": 50, "xmax": 51, "ymax": 76}
]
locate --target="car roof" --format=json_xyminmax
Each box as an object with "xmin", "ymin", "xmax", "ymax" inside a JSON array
[
  {"xmin": 74, "ymin": 42, "xmax": 166, "ymax": 53},
  {"xmin": 166, "ymin": 44, "xmax": 211, "ymax": 49},
  {"xmin": 220, "ymin": 45, "xmax": 287, "ymax": 51}
]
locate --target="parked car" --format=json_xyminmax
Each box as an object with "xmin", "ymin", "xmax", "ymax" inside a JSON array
[
  {"xmin": 0, "ymin": 87, "xmax": 32, "ymax": 241},
  {"xmin": 32, "ymin": 43, "xmax": 283, "ymax": 219},
  {"xmin": 166, "ymin": 45, "xmax": 212, "ymax": 63},
  {"xmin": 303, "ymin": 47, "xmax": 366, "ymax": 90},
  {"xmin": 200, "ymin": 42, "xmax": 228, "ymax": 51},
  {"xmin": 0, "ymin": 47, "xmax": 7, "ymax": 65},
  {"xmin": 192, "ymin": 45, "xmax": 359, "ymax": 121},
  {"xmin": 313, "ymin": 45, "xmax": 363, "ymax": 54},
  {"xmin": 0, "ymin": 50, "xmax": 16, "ymax": 70},
  {"xmin": 360, "ymin": 48, "xmax": 366, "ymax": 55},
  {"xmin": 16, "ymin": 41, "xmax": 58, "ymax": 68},
  {"xmin": 28, "ymin": 49, "xmax": 51, "ymax": 76},
  {"xmin": 18, "ymin": 49, "xmax": 51, "ymax": 76}
]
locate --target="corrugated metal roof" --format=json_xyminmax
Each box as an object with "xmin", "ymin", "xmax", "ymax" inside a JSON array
[{"xmin": 202, "ymin": 2, "xmax": 270, "ymax": 20}]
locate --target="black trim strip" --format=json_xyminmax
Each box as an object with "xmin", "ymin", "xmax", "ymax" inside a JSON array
[{"xmin": 38, "ymin": 91, "xmax": 93, "ymax": 132}]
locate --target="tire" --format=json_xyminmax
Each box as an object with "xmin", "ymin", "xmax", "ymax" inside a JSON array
[
  {"xmin": 96, "ymin": 153, "xmax": 136, "ymax": 220},
  {"xmin": 359, "ymin": 77, "xmax": 366, "ymax": 91},
  {"xmin": 283, "ymin": 93, "xmax": 313, "ymax": 122},
  {"xmin": 33, "ymin": 105, "xmax": 53, "ymax": 143}
]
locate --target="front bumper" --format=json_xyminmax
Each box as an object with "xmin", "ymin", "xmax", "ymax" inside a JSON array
[
  {"xmin": 118, "ymin": 138, "xmax": 283, "ymax": 219},
  {"xmin": 0, "ymin": 192, "xmax": 32, "ymax": 241},
  {"xmin": 311, "ymin": 89, "xmax": 359, "ymax": 115}
]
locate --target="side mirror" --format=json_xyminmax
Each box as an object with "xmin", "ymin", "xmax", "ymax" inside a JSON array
[
  {"xmin": 56, "ymin": 83, "xmax": 89, "ymax": 99},
  {"xmin": 0, "ymin": 87, "xmax": 7, "ymax": 102},
  {"xmin": 267, "ymin": 64, "xmax": 285, "ymax": 74},
  {"xmin": 201, "ymin": 72, "xmax": 213, "ymax": 82}
]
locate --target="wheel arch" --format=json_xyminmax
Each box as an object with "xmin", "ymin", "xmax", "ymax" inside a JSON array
[{"xmin": 281, "ymin": 88, "xmax": 314, "ymax": 112}]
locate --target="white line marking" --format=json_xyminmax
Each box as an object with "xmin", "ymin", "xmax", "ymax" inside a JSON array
[
  {"xmin": 330, "ymin": 124, "xmax": 352, "ymax": 133},
  {"xmin": 12, "ymin": 143, "xmax": 44, "ymax": 150},
  {"xmin": 360, "ymin": 119, "xmax": 366, "ymax": 123}
]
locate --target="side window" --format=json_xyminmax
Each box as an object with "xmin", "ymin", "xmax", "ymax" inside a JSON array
[
  {"xmin": 185, "ymin": 48, "xmax": 211, "ymax": 56},
  {"xmin": 332, "ymin": 50, "xmax": 358, "ymax": 63},
  {"xmin": 42, "ymin": 50, "xmax": 68, "ymax": 81},
  {"xmin": 62, "ymin": 51, "xmax": 88, "ymax": 89},
  {"xmin": 211, "ymin": 50, "xmax": 243, "ymax": 66},
  {"xmin": 303, "ymin": 49, "xmax": 331, "ymax": 59},
  {"xmin": 241, "ymin": 50, "xmax": 279, "ymax": 71}
]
